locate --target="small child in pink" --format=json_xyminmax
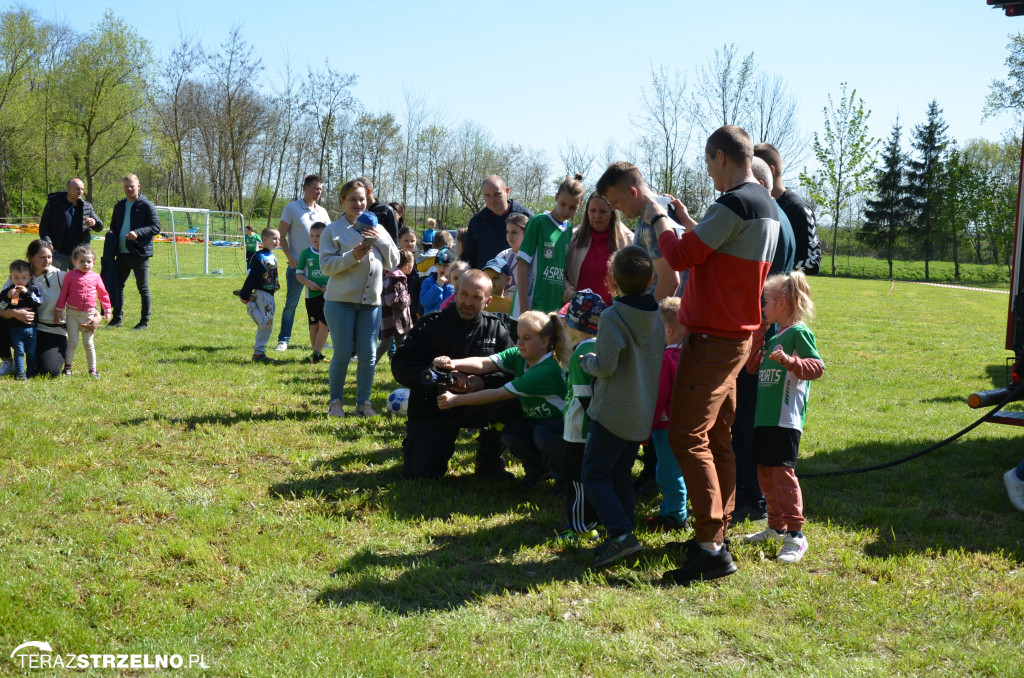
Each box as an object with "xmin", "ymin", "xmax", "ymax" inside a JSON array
[{"xmin": 55, "ymin": 245, "xmax": 112, "ymax": 378}]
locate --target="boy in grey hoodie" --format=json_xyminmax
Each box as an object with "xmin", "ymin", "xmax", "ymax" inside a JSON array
[{"xmin": 579, "ymin": 246, "xmax": 665, "ymax": 567}]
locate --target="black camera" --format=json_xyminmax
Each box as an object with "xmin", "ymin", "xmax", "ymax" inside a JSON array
[{"xmin": 420, "ymin": 367, "xmax": 456, "ymax": 388}]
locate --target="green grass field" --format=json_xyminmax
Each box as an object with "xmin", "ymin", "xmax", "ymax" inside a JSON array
[{"xmin": 1, "ymin": 232, "xmax": 1022, "ymax": 676}]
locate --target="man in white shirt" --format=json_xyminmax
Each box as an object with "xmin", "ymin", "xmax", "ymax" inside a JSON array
[{"xmin": 276, "ymin": 174, "xmax": 331, "ymax": 351}]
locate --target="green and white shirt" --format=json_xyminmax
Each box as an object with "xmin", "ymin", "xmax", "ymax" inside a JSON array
[
  {"xmin": 564, "ymin": 339, "xmax": 595, "ymax": 442},
  {"xmin": 513, "ymin": 212, "xmax": 571, "ymax": 316},
  {"xmin": 490, "ymin": 347, "xmax": 566, "ymax": 420},
  {"xmin": 296, "ymin": 246, "xmax": 329, "ymax": 299},
  {"xmin": 753, "ymin": 323, "xmax": 822, "ymax": 431}
]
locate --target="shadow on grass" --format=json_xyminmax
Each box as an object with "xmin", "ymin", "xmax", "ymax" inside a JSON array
[
  {"xmin": 800, "ymin": 433, "xmax": 1024, "ymax": 561},
  {"xmin": 315, "ymin": 520, "xmax": 591, "ymax": 613},
  {"xmin": 121, "ymin": 408, "xmax": 326, "ymax": 429}
]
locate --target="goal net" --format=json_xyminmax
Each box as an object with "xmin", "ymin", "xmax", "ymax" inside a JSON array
[{"xmin": 152, "ymin": 207, "xmax": 248, "ymax": 279}]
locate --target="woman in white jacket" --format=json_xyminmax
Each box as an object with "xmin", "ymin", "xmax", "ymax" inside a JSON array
[{"xmin": 320, "ymin": 179, "xmax": 399, "ymax": 417}]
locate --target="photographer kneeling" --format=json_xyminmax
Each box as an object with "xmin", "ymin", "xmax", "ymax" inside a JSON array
[{"xmin": 392, "ymin": 269, "xmax": 522, "ymax": 480}]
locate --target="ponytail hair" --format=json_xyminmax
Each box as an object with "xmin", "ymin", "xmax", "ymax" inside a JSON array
[
  {"xmin": 518, "ymin": 310, "xmax": 571, "ymax": 368},
  {"xmin": 556, "ymin": 173, "xmax": 585, "ymax": 199},
  {"xmin": 762, "ymin": 271, "xmax": 815, "ymax": 325}
]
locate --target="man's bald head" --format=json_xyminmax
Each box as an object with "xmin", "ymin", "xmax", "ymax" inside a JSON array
[
  {"xmin": 481, "ymin": 175, "xmax": 510, "ymax": 216},
  {"xmin": 750, "ymin": 157, "xmax": 773, "ymax": 193},
  {"xmin": 66, "ymin": 178, "xmax": 84, "ymax": 203},
  {"xmin": 455, "ymin": 269, "xmax": 493, "ymax": 319}
]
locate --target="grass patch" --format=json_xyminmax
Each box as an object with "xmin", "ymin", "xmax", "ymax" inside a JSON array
[{"xmin": 1, "ymin": 233, "xmax": 1022, "ymax": 675}]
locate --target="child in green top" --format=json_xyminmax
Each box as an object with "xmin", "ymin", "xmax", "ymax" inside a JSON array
[
  {"xmin": 295, "ymin": 221, "xmax": 330, "ymax": 363},
  {"xmin": 244, "ymin": 224, "xmax": 261, "ymax": 270},
  {"xmin": 741, "ymin": 271, "xmax": 824, "ymax": 565},
  {"xmin": 560, "ymin": 289, "xmax": 607, "ymax": 539},
  {"xmin": 513, "ymin": 174, "xmax": 585, "ymax": 317},
  {"xmin": 436, "ymin": 310, "xmax": 570, "ymax": 489}
]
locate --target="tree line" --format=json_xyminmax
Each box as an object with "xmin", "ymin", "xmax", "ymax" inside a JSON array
[{"xmin": 1, "ymin": 7, "xmax": 1022, "ymax": 282}]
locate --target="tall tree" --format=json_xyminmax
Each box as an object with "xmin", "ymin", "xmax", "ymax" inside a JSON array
[
  {"xmin": 304, "ymin": 61, "xmax": 357, "ymax": 182},
  {"xmin": 0, "ymin": 7, "xmax": 43, "ymax": 218},
  {"xmin": 55, "ymin": 11, "xmax": 153, "ymax": 203},
  {"xmin": 153, "ymin": 32, "xmax": 202, "ymax": 205},
  {"xmin": 799, "ymin": 82, "xmax": 877, "ymax": 275},
  {"xmin": 631, "ymin": 63, "xmax": 694, "ymax": 196},
  {"xmin": 938, "ymin": 145, "xmax": 983, "ymax": 281},
  {"xmin": 984, "ymin": 31, "xmax": 1024, "ymax": 125},
  {"xmin": 907, "ymin": 100, "xmax": 949, "ymax": 281},
  {"xmin": 861, "ymin": 120, "xmax": 912, "ymax": 278},
  {"xmin": 693, "ymin": 44, "xmax": 756, "ymax": 136}
]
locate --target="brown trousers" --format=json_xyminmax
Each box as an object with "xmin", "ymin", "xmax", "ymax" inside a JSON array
[{"xmin": 669, "ymin": 333, "xmax": 751, "ymax": 543}]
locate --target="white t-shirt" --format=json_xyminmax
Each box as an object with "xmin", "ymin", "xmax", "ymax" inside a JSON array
[{"xmin": 279, "ymin": 199, "xmax": 331, "ymax": 263}]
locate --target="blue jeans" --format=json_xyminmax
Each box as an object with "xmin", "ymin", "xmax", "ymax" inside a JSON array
[
  {"xmin": 323, "ymin": 300, "xmax": 380, "ymax": 405},
  {"xmin": 501, "ymin": 415, "xmax": 564, "ymax": 479},
  {"xmin": 582, "ymin": 420, "xmax": 640, "ymax": 539},
  {"xmin": 277, "ymin": 267, "xmax": 301, "ymax": 344},
  {"xmin": 9, "ymin": 324, "xmax": 36, "ymax": 377},
  {"xmin": 653, "ymin": 429, "xmax": 688, "ymax": 523}
]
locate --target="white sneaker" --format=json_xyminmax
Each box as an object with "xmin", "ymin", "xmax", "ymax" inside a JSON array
[
  {"xmin": 0, "ymin": 361, "xmax": 11, "ymax": 376},
  {"xmin": 1004, "ymin": 468, "xmax": 1024, "ymax": 512},
  {"xmin": 275, "ymin": 341, "xmax": 288, "ymax": 351},
  {"xmin": 742, "ymin": 527, "xmax": 785, "ymax": 544},
  {"xmin": 777, "ymin": 534, "xmax": 808, "ymax": 564},
  {"xmin": 354, "ymin": 401, "xmax": 376, "ymax": 418},
  {"xmin": 327, "ymin": 399, "xmax": 345, "ymax": 417}
]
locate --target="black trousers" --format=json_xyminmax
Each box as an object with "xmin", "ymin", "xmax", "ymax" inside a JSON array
[
  {"xmin": 113, "ymin": 253, "xmax": 151, "ymax": 322},
  {"xmin": 402, "ymin": 398, "xmax": 522, "ymax": 479}
]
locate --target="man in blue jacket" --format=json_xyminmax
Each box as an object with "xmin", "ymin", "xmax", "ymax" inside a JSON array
[
  {"xmin": 39, "ymin": 178, "xmax": 104, "ymax": 271},
  {"xmin": 105, "ymin": 174, "xmax": 161, "ymax": 330},
  {"xmin": 462, "ymin": 175, "xmax": 533, "ymax": 269}
]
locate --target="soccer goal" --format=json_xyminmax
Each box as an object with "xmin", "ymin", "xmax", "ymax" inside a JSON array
[{"xmin": 152, "ymin": 206, "xmax": 247, "ymax": 279}]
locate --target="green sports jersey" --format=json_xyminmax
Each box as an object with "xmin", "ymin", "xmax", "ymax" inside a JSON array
[
  {"xmin": 244, "ymin": 232, "xmax": 261, "ymax": 253},
  {"xmin": 564, "ymin": 338, "xmax": 595, "ymax": 442},
  {"xmin": 491, "ymin": 347, "xmax": 566, "ymax": 420},
  {"xmin": 514, "ymin": 212, "xmax": 571, "ymax": 316},
  {"xmin": 753, "ymin": 323, "xmax": 822, "ymax": 431},
  {"xmin": 296, "ymin": 247, "xmax": 328, "ymax": 299}
]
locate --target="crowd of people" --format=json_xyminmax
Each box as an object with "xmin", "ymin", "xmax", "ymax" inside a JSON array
[{"xmin": 47, "ymin": 126, "xmax": 1024, "ymax": 584}]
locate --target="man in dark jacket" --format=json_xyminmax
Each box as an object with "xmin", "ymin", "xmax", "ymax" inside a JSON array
[
  {"xmin": 462, "ymin": 175, "xmax": 534, "ymax": 269},
  {"xmin": 39, "ymin": 178, "xmax": 103, "ymax": 271},
  {"xmin": 392, "ymin": 270, "xmax": 521, "ymax": 480},
  {"xmin": 105, "ymin": 174, "xmax": 161, "ymax": 330}
]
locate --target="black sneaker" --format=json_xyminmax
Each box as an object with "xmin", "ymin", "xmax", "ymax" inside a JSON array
[
  {"xmin": 131, "ymin": 322, "xmax": 148, "ymax": 331},
  {"xmin": 105, "ymin": 319, "xmax": 122, "ymax": 329},
  {"xmin": 252, "ymin": 354, "xmax": 276, "ymax": 364},
  {"xmin": 232, "ymin": 289, "xmax": 243, "ymax": 297},
  {"xmin": 520, "ymin": 467, "xmax": 552, "ymax": 491},
  {"xmin": 591, "ymin": 533, "xmax": 643, "ymax": 568},
  {"xmin": 474, "ymin": 466, "xmax": 516, "ymax": 483},
  {"xmin": 662, "ymin": 539, "xmax": 738, "ymax": 586},
  {"xmin": 731, "ymin": 503, "xmax": 768, "ymax": 524}
]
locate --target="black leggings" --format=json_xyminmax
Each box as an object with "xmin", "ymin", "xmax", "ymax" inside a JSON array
[{"xmin": 34, "ymin": 330, "xmax": 68, "ymax": 377}]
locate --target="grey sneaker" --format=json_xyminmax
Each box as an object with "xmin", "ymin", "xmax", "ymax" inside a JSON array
[
  {"xmin": 1005, "ymin": 468, "xmax": 1024, "ymax": 512},
  {"xmin": 354, "ymin": 401, "xmax": 376, "ymax": 418},
  {"xmin": 591, "ymin": 533, "xmax": 642, "ymax": 568},
  {"xmin": 327, "ymin": 399, "xmax": 345, "ymax": 418},
  {"xmin": 742, "ymin": 527, "xmax": 785, "ymax": 544}
]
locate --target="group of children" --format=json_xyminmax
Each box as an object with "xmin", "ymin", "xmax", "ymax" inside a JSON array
[
  {"xmin": 235, "ymin": 174, "xmax": 824, "ymax": 571},
  {"xmin": 2, "ymin": 245, "xmax": 112, "ymax": 379}
]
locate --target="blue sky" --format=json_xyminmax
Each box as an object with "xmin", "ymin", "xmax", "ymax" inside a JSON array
[{"xmin": 21, "ymin": 0, "xmax": 1024, "ymax": 179}]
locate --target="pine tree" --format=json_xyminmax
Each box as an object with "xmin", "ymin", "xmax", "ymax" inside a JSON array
[
  {"xmin": 861, "ymin": 120, "xmax": 911, "ymax": 279},
  {"xmin": 907, "ymin": 100, "xmax": 949, "ymax": 281}
]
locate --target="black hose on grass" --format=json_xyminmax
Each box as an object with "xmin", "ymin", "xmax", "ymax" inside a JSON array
[{"xmin": 798, "ymin": 382, "xmax": 1024, "ymax": 479}]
